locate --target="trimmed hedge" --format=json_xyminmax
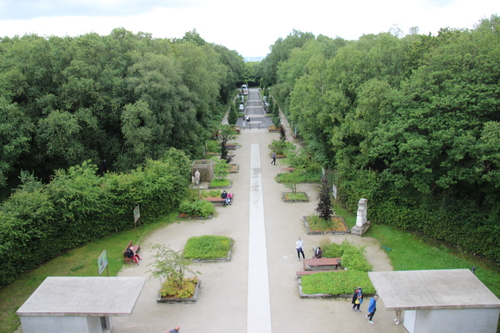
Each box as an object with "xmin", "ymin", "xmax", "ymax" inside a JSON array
[{"xmin": 0, "ymin": 148, "xmax": 190, "ymax": 287}]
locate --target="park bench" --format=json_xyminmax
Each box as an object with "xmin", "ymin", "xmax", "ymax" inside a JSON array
[
  {"xmin": 303, "ymin": 258, "xmax": 341, "ymax": 271},
  {"xmin": 280, "ymin": 167, "xmax": 295, "ymax": 173},
  {"xmin": 202, "ymin": 193, "xmax": 234, "ymax": 206},
  {"xmin": 123, "ymin": 241, "xmax": 141, "ymax": 264}
]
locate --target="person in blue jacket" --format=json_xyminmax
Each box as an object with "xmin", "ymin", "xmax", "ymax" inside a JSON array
[{"xmin": 366, "ymin": 295, "xmax": 379, "ymax": 324}]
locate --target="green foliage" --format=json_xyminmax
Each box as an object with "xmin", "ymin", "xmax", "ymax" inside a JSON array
[
  {"xmin": 301, "ymin": 270, "xmax": 375, "ymax": 295},
  {"xmin": 178, "ymin": 199, "xmax": 215, "ymax": 218},
  {"xmin": 0, "ymin": 157, "xmax": 189, "ymax": 287},
  {"xmin": 280, "ymin": 172, "xmax": 301, "ymax": 193},
  {"xmin": 266, "ymin": 18, "xmax": 500, "ymax": 262},
  {"xmin": 160, "ymin": 276, "xmax": 198, "ymax": 298},
  {"xmin": 214, "ymin": 159, "xmax": 230, "ymax": 180},
  {"xmin": 147, "ymin": 243, "xmax": 201, "ymax": 290},
  {"xmin": 0, "ymin": 29, "xmax": 244, "ymax": 180},
  {"xmin": 316, "ymin": 176, "xmax": 333, "ymax": 220},
  {"xmin": 269, "ymin": 139, "xmax": 294, "ymax": 155},
  {"xmin": 209, "ymin": 178, "xmax": 231, "ymax": 187},
  {"xmin": 320, "ymin": 240, "xmax": 372, "ymax": 271},
  {"xmin": 183, "ymin": 235, "xmax": 233, "ymax": 259},
  {"xmin": 228, "ymin": 102, "xmax": 239, "ymax": 126},
  {"xmin": 206, "ymin": 140, "xmax": 221, "ymax": 153}
]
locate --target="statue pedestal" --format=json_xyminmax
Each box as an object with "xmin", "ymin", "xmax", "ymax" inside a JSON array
[{"xmin": 351, "ymin": 221, "xmax": 371, "ymax": 236}]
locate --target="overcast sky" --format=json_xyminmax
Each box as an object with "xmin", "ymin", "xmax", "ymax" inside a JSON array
[{"xmin": 0, "ymin": 0, "xmax": 498, "ymax": 58}]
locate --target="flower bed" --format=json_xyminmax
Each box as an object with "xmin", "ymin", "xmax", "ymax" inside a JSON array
[
  {"xmin": 303, "ymin": 216, "xmax": 350, "ymax": 235},
  {"xmin": 282, "ymin": 192, "xmax": 309, "ymax": 202}
]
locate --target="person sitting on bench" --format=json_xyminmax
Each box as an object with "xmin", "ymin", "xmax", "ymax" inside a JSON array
[
  {"xmin": 314, "ymin": 247, "xmax": 323, "ymax": 259},
  {"xmin": 226, "ymin": 192, "xmax": 233, "ymax": 205},
  {"xmin": 221, "ymin": 190, "xmax": 228, "ymax": 206},
  {"xmin": 125, "ymin": 247, "xmax": 141, "ymax": 265}
]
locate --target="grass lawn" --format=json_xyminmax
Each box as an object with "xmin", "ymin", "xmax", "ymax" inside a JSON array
[
  {"xmin": 0, "ymin": 212, "xmax": 178, "ymax": 333},
  {"xmin": 183, "ymin": 235, "xmax": 233, "ymax": 260}
]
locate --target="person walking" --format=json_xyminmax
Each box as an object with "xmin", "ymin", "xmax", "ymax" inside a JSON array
[
  {"xmin": 296, "ymin": 237, "xmax": 305, "ymax": 261},
  {"xmin": 167, "ymin": 326, "xmax": 180, "ymax": 333},
  {"xmin": 271, "ymin": 151, "xmax": 276, "ymax": 165},
  {"xmin": 351, "ymin": 287, "xmax": 363, "ymax": 312},
  {"xmin": 366, "ymin": 295, "xmax": 379, "ymax": 324}
]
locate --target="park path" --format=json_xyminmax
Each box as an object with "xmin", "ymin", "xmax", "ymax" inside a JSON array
[{"xmin": 112, "ymin": 88, "xmax": 406, "ymax": 333}]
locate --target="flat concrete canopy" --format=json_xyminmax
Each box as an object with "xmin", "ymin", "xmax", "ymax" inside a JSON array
[
  {"xmin": 369, "ymin": 269, "xmax": 500, "ymax": 311},
  {"xmin": 17, "ymin": 277, "xmax": 146, "ymax": 317}
]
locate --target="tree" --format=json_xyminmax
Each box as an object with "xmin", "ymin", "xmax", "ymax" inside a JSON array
[
  {"xmin": 316, "ymin": 176, "xmax": 333, "ymax": 220},
  {"xmin": 228, "ymin": 102, "xmax": 238, "ymax": 126},
  {"xmin": 216, "ymin": 124, "xmax": 238, "ymax": 162},
  {"xmin": 147, "ymin": 244, "xmax": 200, "ymax": 290},
  {"xmin": 214, "ymin": 159, "xmax": 230, "ymax": 180}
]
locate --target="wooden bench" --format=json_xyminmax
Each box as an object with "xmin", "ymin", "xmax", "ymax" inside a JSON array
[
  {"xmin": 303, "ymin": 258, "xmax": 341, "ymax": 271},
  {"xmin": 280, "ymin": 167, "xmax": 295, "ymax": 173},
  {"xmin": 123, "ymin": 241, "xmax": 141, "ymax": 264},
  {"xmin": 202, "ymin": 194, "xmax": 234, "ymax": 206},
  {"xmin": 202, "ymin": 197, "xmax": 226, "ymax": 205}
]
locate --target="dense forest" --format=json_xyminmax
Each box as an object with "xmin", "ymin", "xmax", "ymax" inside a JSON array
[
  {"xmin": 0, "ymin": 29, "xmax": 245, "ymax": 286},
  {"xmin": 0, "ymin": 28, "xmax": 245, "ymax": 186},
  {"xmin": 261, "ymin": 15, "xmax": 500, "ymax": 262}
]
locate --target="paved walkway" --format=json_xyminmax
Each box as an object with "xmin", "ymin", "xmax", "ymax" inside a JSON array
[{"xmin": 113, "ymin": 88, "xmax": 407, "ymax": 333}]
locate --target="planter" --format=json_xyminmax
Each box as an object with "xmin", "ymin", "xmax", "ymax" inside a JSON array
[
  {"xmin": 297, "ymin": 278, "xmax": 375, "ymax": 299},
  {"xmin": 282, "ymin": 192, "xmax": 309, "ymax": 203},
  {"xmin": 157, "ymin": 280, "xmax": 201, "ymax": 303},
  {"xmin": 208, "ymin": 180, "xmax": 232, "ymax": 189},
  {"xmin": 225, "ymin": 144, "xmax": 240, "ymax": 150},
  {"xmin": 228, "ymin": 164, "xmax": 239, "ymax": 173},
  {"xmin": 303, "ymin": 216, "xmax": 350, "ymax": 235},
  {"xmin": 190, "ymin": 242, "xmax": 234, "ymax": 263},
  {"xmin": 268, "ymin": 126, "xmax": 280, "ymax": 133},
  {"xmin": 177, "ymin": 213, "xmax": 213, "ymax": 220}
]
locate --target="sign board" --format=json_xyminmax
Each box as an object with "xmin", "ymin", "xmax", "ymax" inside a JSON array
[
  {"xmin": 133, "ymin": 205, "xmax": 140, "ymax": 223},
  {"xmin": 332, "ymin": 184, "xmax": 337, "ymax": 200},
  {"xmin": 98, "ymin": 250, "xmax": 108, "ymax": 276}
]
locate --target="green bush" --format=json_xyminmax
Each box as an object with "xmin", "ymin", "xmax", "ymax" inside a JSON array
[
  {"xmin": 183, "ymin": 235, "xmax": 233, "ymax": 259},
  {"xmin": 178, "ymin": 200, "xmax": 215, "ymax": 218},
  {"xmin": 206, "ymin": 140, "xmax": 221, "ymax": 153},
  {"xmin": 209, "ymin": 179, "xmax": 231, "ymax": 187},
  {"xmin": 301, "ymin": 270, "xmax": 375, "ymax": 295},
  {"xmin": 0, "ymin": 149, "xmax": 190, "ymax": 288}
]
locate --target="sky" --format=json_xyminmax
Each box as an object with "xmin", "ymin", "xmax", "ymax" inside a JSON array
[{"xmin": 0, "ymin": 0, "xmax": 498, "ymax": 58}]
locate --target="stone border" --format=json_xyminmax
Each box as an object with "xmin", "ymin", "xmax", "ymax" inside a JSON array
[
  {"xmin": 282, "ymin": 192, "xmax": 309, "ymax": 203},
  {"xmin": 157, "ymin": 280, "xmax": 201, "ymax": 303},
  {"xmin": 177, "ymin": 214, "xmax": 213, "ymax": 220},
  {"xmin": 189, "ymin": 241, "xmax": 234, "ymax": 263},
  {"xmin": 303, "ymin": 216, "xmax": 351, "ymax": 235}
]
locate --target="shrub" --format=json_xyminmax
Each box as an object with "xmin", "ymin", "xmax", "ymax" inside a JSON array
[
  {"xmin": 301, "ymin": 270, "xmax": 375, "ymax": 295},
  {"xmin": 178, "ymin": 200, "xmax": 215, "ymax": 218},
  {"xmin": 183, "ymin": 235, "xmax": 233, "ymax": 259}
]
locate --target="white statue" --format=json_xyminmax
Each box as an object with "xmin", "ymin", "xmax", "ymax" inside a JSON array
[{"xmin": 355, "ymin": 198, "xmax": 368, "ymax": 227}]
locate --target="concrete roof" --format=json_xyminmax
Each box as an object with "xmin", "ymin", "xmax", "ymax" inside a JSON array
[
  {"xmin": 369, "ymin": 269, "xmax": 500, "ymax": 311},
  {"xmin": 17, "ymin": 276, "xmax": 146, "ymax": 317}
]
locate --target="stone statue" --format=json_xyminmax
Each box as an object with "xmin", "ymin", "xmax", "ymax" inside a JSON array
[{"xmin": 355, "ymin": 198, "xmax": 368, "ymax": 227}]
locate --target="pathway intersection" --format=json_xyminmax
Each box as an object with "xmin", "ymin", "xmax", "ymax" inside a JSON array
[{"xmin": 113, "ymin": 88, "xmax": 406, "ymax": 333}]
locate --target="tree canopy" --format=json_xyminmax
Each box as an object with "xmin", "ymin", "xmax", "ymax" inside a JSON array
[
  {"xmin": 263, "ymin": 15, "xmax": 500, "ymax": 262},
  {"xmin": 0, "ymin": 28, "xmax": 245, "ymax": 185}
]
